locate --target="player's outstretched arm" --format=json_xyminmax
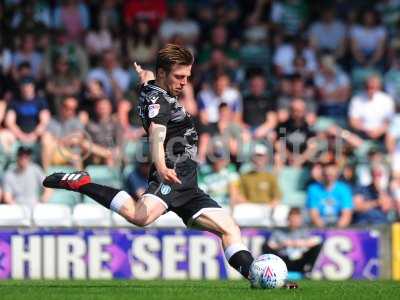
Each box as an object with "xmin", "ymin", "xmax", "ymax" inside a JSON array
[
  {"xmin": 149, "ymin": 122, "xmax": 181, "ymax": 184},
  {"xmin": 133, "ymin": 62, "xmax": 155, "ymax": 85}
]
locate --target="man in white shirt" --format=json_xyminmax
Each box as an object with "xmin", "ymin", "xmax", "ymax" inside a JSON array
[
  {"xmin": 349, "ymin": 75, "xmax": 395, "ymax": 140},
  {"xmin": 87, "ymin": 49, "xmax": 130, "ymax": 100},
  {"xmin": 198, "ymin": 73, "xmax": 242, "ymax": 125}
]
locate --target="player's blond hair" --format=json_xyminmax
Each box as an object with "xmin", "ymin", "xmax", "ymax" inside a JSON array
[{"xmin": 156, "ymin": 44, "xmax": 194, "ymax": 74}]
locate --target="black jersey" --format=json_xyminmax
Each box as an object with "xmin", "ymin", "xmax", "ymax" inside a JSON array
[{"xmin": 137, "ymin": 80, "xmax": 198, "ymax": 160}]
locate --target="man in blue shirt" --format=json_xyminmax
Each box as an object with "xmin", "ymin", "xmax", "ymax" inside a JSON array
[
  {"xmin": 5, "ymin": 77, "xmax": 50, "ymax": 144},
  {"xmin": 307, "ymin": 161, "xmax": 353, "ymax": 228}
]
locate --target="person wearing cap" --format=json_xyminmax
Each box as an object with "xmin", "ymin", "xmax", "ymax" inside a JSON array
[
  {"xmin": 237, "ymin": 143, "xmax": 287, "ymax": 225},
  {"xmin": 2, "ymin": 146, "xmax": 52, "ymax": 206},
  {"xmin": 5, "ymin": 76, "xmax": 50, "ymax": 144}
]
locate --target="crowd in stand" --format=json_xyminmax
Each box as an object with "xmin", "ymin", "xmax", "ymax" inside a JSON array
[{"xmin": 1, "ymin": 0, "xmax": 400, "ymax": 227}]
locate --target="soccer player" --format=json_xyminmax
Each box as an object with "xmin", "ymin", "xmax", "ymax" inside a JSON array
[{"xmin": 43, "ymin": 44, "xmax": 255, "ymax": 280}]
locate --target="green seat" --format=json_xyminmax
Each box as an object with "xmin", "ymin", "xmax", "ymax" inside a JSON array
[
  {"xmin": 48, "ymin": 189, "xmax": 81, "ymax": 207},
  {"xmin": 123, "ymin": 141, "xmax": 138, "ymax": 163},
  {"xmin": 283, "ymin": 191, "xmax": 306, "ymax": 207},
  {"xmin": 85, "ymin": 165, "xmax": 122, "ymax": 188},
  {"xmin": 278, "ymin": 167, "xmax": 309, "ymax": 205}
]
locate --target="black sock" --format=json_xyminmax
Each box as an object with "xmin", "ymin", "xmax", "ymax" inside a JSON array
[
  {"xmin": 228, "ymin": 250, "xmax": 254, "ymax": 279},
  {"xmin": 79, "ymin": 183, "xmax": 121, "ymax": 209}
]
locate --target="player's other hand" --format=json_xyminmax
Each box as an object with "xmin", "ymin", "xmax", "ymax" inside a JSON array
[
  {"xmin": 159, "ymin": 167, "xmax": 182, "ymax": 185},
  {"xmin": 133, "ymin": 62, "xmax": 155, "ymax": 85}
]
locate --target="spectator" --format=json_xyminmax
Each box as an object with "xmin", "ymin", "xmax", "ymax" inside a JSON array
[
  {"xmin": 309, "ymin": 8, "xmax": 346, "ymax": 59},
  {"xmin": 275, "ymin": 98, "xmax": 316, "ymax": 167},
  {"xmin": 87, "ymin": 48, "xmax": 130, "ymax": 101},
  {"xmin": 277, "ymin": 75, "xmax": 317, "ymax": 125},
  {"xmin": 198, "ymin": 73, "xmax": 242, "ymax": 127},
  {"xmin": 386, "ymin": 104, "xmax": 400, "ymax": 172},
  {"xmin": 41, "ymin": 97, "xmax": 84, "ymax": 171},
  {"xmin": 198, "ymin": 25, "xmax": 239, "ymax": 68},
  {"xmin": 242, "ymin": 74, "xmax": 277, "ymax": 139},
  {"xmin": 12, "ymin": 33, "xmax": 43, "ymax": 80},
  {"xmin": 11, "ymin": 0, "xmax": 51, "ymax": 31},
  {"xmin": 238, "ymin": 144, "xmax": 283, "ymax": 212},
  {"xmin": 198, "ymin": 48, "xmax": 239, "ymax": 86},
  {"xmin": 116, "ymin": 99, "xmax": 145, "ymax": 144},
  {"xmin": 307, "ymin": 161, "xmax": 353, "ymax": 228},
  {"xmin": 126, "ymin": 19, "xmax": 159, "ymax": 67},
  {"xmin": 270, "ymin": 0, "xmax": 309, "ymax": 36},
  {"xmin": 5, "ymin": 77, "xmax": 50, "ymax": 145},
  {"xmin": 54, "ymin": 0, "xmax": 90, "ymax": 42},
  {"xmin": 86, "ymin": 98, "xmax": 122, "ymax": 166},
  {"xmin": 314, "ymin": 55, "xmax": 351, "ymax": 121},
  {"xmin": 123, "ymin": 0, "xmax": 166, "ymax": 30},
  {"xmin": 273, "ymin": 35, "xmax": 317, "ymax": 77},
  {"xmin": 349, "ymin": 75, "xmax": 395, "ymax": 141},
  {"xmin": 375, "ymin": 0, "xmax": 400, "ymax": 37},
  {"xmin": 159, "ymin": 1, "xmax": 199, "ymax": 46},
  {"xmin": 350, "ymin": 9, "xmax": 387, "ymax": 69},
  {"xmin": 384, "ymin": 43, "xmax": 400, "ymax": 104},
  {"xmin": 45, "ymin": 54, "xmax": 81, "ymax": 116},
  {"xmin": 80, "ymin": 79, "xmax": 108, "ymax": 123},
  {"xmin": 353, "ymin": 165, "xmax": 393, "ymax": 225},
  {"xmin": 84, "ymin": 10, "xmax": 114, "ymax": 59},
  {"xmin": 198, "ymin": 103, "xmax": 249, "ymax": 164},
  {"xmin": 43, "ymin": 28, "xmax": 89, "ymax": 81},
  {"xmin": 3, "ymin": 146, "xmax": 52, "ymax": 206},
  {"xmin": 126, "ymin": 160, "xmax": 150, "ymax": 200},
  {"xmin": 263, "ymin": 207, "xmax": 323, "ymax": 276},
  {"xmin": 198, "ymin": 147, "xmax": 242, "ymax": 208}
]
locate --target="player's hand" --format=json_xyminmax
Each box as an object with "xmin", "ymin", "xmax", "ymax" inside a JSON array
[
  {"xmin": 133, "ymin": 62, "xmax": 155, "ymax": 85},
  {"xmin": 159, "ymin": 167, "xmax": 182, "ymax": 185}
]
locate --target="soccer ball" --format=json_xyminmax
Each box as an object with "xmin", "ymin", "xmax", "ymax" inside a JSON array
[{"xmin": 249, "ymin": 254, "xmax": 288, "ymax": 289}]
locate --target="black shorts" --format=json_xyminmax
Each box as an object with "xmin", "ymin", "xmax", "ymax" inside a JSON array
[{"xmin": 143, "ymin": 158, "xmax": 222, "ymax": 226}]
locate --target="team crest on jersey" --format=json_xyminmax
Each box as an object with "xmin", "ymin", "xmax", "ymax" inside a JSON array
[
  {"xmin": 148, "ymin": 104, "xmax": 160, "ymax": 118},
  {"xmin": 160, "ymin": 184, "xmax": 172, "ymax": 195},
  {"xmin": 146, "ymin": 91, "xmax": 160, "ymax": 103}
]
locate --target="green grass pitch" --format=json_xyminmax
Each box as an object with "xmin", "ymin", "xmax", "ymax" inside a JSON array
[{"xmin": 0, "ymin": 280, "xmax": 399, "ymax": 300}]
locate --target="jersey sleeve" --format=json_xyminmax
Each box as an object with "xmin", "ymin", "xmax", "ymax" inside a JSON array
[{"xmin": 147, "ymin": 93, "xmax": 171, "ymax": 126}]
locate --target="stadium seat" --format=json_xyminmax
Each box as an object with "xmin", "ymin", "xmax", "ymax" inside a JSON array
[
  {"xmin": 283, "ymin": 191, "xmax": 306, "ymax": 208},
  {"xmin": 0, "ymin": 204, "xmax": 32, "ymax": 227},
  {"xmin": 85, "ymin": 165, "xmax": 121, "ymax": 188},
  {"xmin": 153, "ymin": 211, "xmax": 185, "ymax": 228},
  {"xmin": 122, "ymin": 141, "xmax": 138, "ymax": 163},
  {"xmin": 278, "ymin": 167, "xmax": 309, "ymax": 206},
  {"xmin": 33, "ymin": 204, "xmax": 72, "ymax": 227},
  {"xmin": 47, "ymin": 189, "xmax": 81, "ymax": 207},
  {"xmin": 72, "ymin": 203, "xmax": 111, "ymax": 227},
  {"xmin": 232, "ymin": 203, "xmax": 271, "ymax": 227}
]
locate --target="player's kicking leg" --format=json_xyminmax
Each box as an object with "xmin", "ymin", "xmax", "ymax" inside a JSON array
[{"xmin": 42, "ymin": 171, "xmax": 166, "ymax": 226}]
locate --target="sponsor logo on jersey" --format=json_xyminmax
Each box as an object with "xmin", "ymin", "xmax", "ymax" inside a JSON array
[
  {"xmin": 160, "ymin": 184, "xmax": 172, "ymax": 195},
  {"xmin": 148, "ymin": 104, "xmax": 160, "ymax": 118}
]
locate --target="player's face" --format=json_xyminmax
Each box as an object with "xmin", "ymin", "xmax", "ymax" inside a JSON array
[{"xmin": 165, "ymin": 64, "xmax": 192, "ymax": 96}]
